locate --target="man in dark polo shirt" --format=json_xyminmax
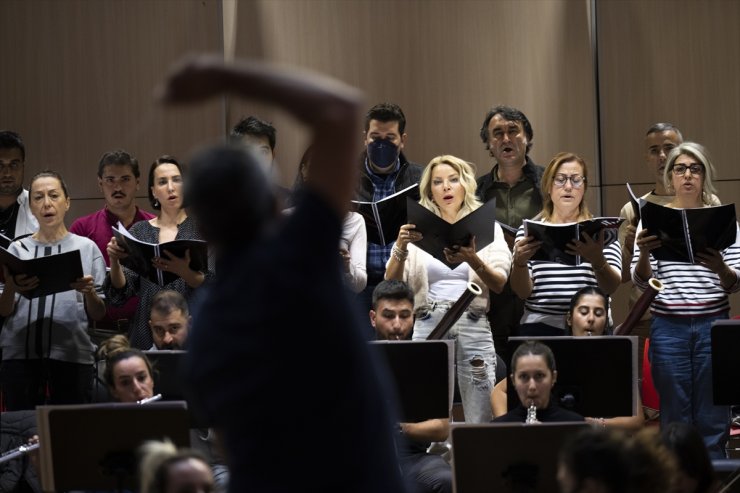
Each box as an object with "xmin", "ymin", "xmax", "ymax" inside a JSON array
[{"xmin": 476, "ymin": 106, "xmax": 544, "ymax": 363}]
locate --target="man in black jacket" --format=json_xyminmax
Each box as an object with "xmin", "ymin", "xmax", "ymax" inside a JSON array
[{"xmin": 355, "ymin": 103, "xmax": 423, "ymax": 334}]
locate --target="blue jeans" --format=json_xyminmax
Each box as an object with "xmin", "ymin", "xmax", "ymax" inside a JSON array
[
  {"xmin": 413, "ymin": 302, "xmax": 496, "ymax": 423},
  {"xmin": 650, "ymin": 313, "xmax": 730, "ymax": 459}
]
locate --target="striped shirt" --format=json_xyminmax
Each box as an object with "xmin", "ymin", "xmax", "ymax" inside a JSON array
[
  {"xmin": 515, "ymin": 225, "xmax": 622, "ymax": 323},
  {"xmin": 631, "ymin": 222, "xmax": 740, "ymax": 317}
]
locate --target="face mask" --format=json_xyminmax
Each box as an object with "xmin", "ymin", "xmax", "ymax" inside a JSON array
[{"xmin": 367, "ymin": 138, "xmax": 399, "ymax": 169}]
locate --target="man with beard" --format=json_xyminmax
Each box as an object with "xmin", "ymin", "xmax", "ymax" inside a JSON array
[
  {"xmin": 0, "ymin": 131, "xmax": 38, "ymax": 239},
  {"xmin": 70, "ymin": 149, "xmax": 155, "ymax": 334},
  {"xmin": 148, "ymin": 289, "xmax": 190, "ymax": 351}
]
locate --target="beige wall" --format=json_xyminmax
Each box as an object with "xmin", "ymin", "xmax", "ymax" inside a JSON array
[
  {"xmin": 1, "ymin": 0, "xmax": 738, "ymax": 318},
  {"xmin": 0, "ymin": 0, "xmax": 225, "ymax": 221}
]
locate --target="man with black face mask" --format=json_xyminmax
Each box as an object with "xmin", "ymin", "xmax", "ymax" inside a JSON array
[{"xmin": 356, "ymin": 103, "xmax": 423, "ymax": 335}]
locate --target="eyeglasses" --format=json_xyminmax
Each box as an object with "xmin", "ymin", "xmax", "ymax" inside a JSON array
[
  {"xmin": 672, "ymin": 164, "xmax": 704, "ymax": 176},
  {"xmin": 553, "ymin": 174, "xmax": 585, "ymax": 188}
]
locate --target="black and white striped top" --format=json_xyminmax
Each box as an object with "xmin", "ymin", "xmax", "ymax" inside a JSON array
[
  {"xmin": 631, "ymin": 222, "xmax": 740, "ymax": 317},
  {"xmin": 515, "ymin": 225, "xmax": 622, "ymax": 318}
]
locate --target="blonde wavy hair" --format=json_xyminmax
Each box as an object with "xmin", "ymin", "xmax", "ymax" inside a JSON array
[{"xmin": 418, "ymin": 155, "xmax": 482, "ymax": 220}]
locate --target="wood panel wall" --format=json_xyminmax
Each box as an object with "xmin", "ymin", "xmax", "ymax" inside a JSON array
[
  {"xmin": 0, "ymin": 0, "xmax": 225, "ymax": 220},
  {"xmin": 1, "ymin": 0, "xmax": 738, "ymax": 319}
]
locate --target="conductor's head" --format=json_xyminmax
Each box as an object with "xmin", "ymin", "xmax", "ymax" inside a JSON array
[{"xmin": 184, "ymin": 144, "xmax": 278, "ymax": 249}]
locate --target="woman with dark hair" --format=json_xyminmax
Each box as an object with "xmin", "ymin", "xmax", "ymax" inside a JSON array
[
  {"xmin": 564, "ymin": 286, "xmax": 611, "ymax": 336},
  {"xmin": 633, "ymin": 142, "xmax": 740, "ymax": 459},
  {"xmin": 492, "ymin": 288, "xmax": 645, "ymax": 429},
  {"xmin": 510, "ymin": 152, "xmax": 621, "ymax": 336},
  {"xmin": 98, "ymin": 334, "xmax": 155, "ymax": 403},
  {"xmin": 661, "ymin": 422, "xmax": 720, "ymax": 493},
  {"xmin": 0, "ymin": 170, "xmax": 106, "ymax": 410},
  {"xmin": 106, "ymin": 156, "xmax": 213, "ymax": 349},
  {"xmin": 493, "ymin": 340, "xmax": 584, "ymax": 423},
  {"xmin": 558, "ymin": 427, "xmax": 676, "ymax": 493}
]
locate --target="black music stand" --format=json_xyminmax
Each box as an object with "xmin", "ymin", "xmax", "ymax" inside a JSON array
[
  {"xmin": 711, "ymin": 319, "xmax": 740, "ymax": 405},
  {"xmin": 37, "ymin": 401, "xmax": 190, "ymax": 492},
  {"xmin": 368, "ymin": 340, "xmax": 453, "ymax": 422},
  {"xmin": 450, "ymin": 422, "xmax": 588, "ymax": 493},
  {"xmin": 507, "ymin": 336, "xmax": 638, "ymax": 418},
  {"xmin": 144, "ymin": 350, "xmax": 210, "ymax": 428},
  {"xmin": 144, "ymin": 349, "xmax": 188, "ymax": 401}
]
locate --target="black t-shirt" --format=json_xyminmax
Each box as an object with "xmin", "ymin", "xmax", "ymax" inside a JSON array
[
  {"xmin": 185, "ymin": 191, "xmax": 406, "ymax": 493},
  {"xmin": 493, "ymin": 403, "xmax": 585, "ymax": 423},
  {"xmin": 0, "ymin": 200, "xmax": 20, "ymax": 239}
]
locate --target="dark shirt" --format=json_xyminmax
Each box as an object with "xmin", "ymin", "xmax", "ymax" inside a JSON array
[
  {"xmin": 0, "ymin": 201, "xmax": 20, "ymax": 239},
  {"xmin": 476, "ymin": 157, "xmax": 545, "ymax": 231},
  {"xmin": 185, "ymin": 191, "xmax": 406, "ymax": 493},
  {"xmin": 493, "ymin": 403, "xmax": 585, "ymax": 423}
]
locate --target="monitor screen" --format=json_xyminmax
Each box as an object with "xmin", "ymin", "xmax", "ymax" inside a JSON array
[{"xmin": 506, "ymin": 336, "xmax": 638, "ymax": 418}]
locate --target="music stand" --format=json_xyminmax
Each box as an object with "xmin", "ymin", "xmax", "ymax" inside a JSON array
[
  {"xmin": 368, "ymin": 340, "xmax": 454, "ymax": 422},
  {"xmin": 450, "ymin": 422, "xmax": 588, "ymax": 493},
  {"xmin": 144, "ymin": 350, "xmax": 210, "ymax": 428},
  {"xmin": 507, "ymin": 336, "xmax": 638, "ymax": 417},
  {"xmin": 711, "ymin": 319, "xmax": 740, "ymax": 405},
  {"xmin": 144, "ymin": 349, "xmax": 188, "ymax": 401},
  {"xmin": 36, "ymin": 401, "xmax": 190, "ymax": 492}
]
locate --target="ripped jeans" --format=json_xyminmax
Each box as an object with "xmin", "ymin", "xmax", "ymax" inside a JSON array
[{"xmin": 413, "ymin": 301, "xmax": 496, "ymax": 423}]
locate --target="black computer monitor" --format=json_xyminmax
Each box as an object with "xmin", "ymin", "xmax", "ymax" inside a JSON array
[
  {"xmin": 368, "ymin": 340, "xmax": 453, "ymax": 422},
  {"xmin": 451, "ymin": 422, "xmax": 588, "ymax": 493},
  {"xmin": 36, "ymin": 401, "xmax": 190, "ymax": 492},
  {"xmin": 507, "ymin": 336, "xmax": 638, "ymax": 418},
  {"xmin": 711, "ymin": 319, "xmax": 740, "ymax": 405}
]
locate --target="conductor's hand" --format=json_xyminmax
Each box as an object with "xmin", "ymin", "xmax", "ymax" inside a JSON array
[
  {"xmin": 3, "ymin": 266, "xmax": 39, "ymax": 294},
  {"xmin": 444, "ymin": 236, "xmax": 478, "ymax": 265},
  {"xmin": 107, "ymin": 237, "xmax": 128, "ymax": 263},
  {"xmin": 157, "ymin": 54, "xmax": 227, "ymax": 104},
  {"xmin": 71, "ymin": 275, "xmax": 96, "ymax": 295}
]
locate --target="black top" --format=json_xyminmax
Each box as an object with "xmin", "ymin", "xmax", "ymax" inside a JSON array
[
  {"xmin": 185, "ymin": 191, "xmax": 406, "ymax": 493},
  {"xmin": 493, "ymin": 403, "xmax": 585, "ymax": 423}
]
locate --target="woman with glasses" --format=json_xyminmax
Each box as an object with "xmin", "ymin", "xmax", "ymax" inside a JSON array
[
  {"xmin": 510, "ymin": 152, "xmax": 621, "ymax": 336},
  {"xmin": 632, "ymin": 142, "xmax": 740, "ymax": 459}
]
